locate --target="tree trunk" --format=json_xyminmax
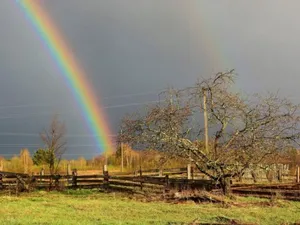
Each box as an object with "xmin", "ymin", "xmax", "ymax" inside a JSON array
[
  {"xmin": 277, "ymin": 169, "xmax": 282, "ymax": 182},
  {"xmin": 251, "ymin": 170, "xmax": 257, "ymax": 183},
  {"xmin": 129, "ymin": 155, "xmax": 133, "ymax": 169},
  {"xmin": 220, "ymin": 176, "xmax": 231, "ymax": 195},
  {"xmin": 126, "ymin": 156, "xmax": 129, "ymax": 168},
  {"xmin": 49, "ymin": 163, "xmax": 54, "ymax": 190},
  {"xmin": 237, "ymin": 172, "xmax": 243, "ymax": 182},
  {"xmin": 266, "ymin": 170, "xmax": 274, "ymax": 183}
]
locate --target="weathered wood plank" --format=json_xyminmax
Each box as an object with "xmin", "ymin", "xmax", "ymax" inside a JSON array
[{"xmin": 76, "ymin": 180, "xmax": 103, "ymax": 184}]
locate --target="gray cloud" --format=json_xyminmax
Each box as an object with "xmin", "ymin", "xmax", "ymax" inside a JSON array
[{"xmin": 1, "ymin": 0, "xmax": 300, "ymax": 157}]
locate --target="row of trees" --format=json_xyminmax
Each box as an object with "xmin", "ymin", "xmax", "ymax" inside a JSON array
[
  {"xmin": 0, "ymin": 149, "xmax": 33, "ymax": 173},
  {"xmin": 0, "ymin": 115, "xmax": 186, "ymax": 175},
  {"xmin": 0, "ymin": 145, "xmax": 187, "ymax": 174},
  {"xmin": 119, "ymin": 71, "xmax": 300, "ymax": 194}
]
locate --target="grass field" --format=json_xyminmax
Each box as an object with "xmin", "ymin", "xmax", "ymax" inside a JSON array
[{"xmin": 0, "ymin": 190, "xmax": 299, "ymax": 225}]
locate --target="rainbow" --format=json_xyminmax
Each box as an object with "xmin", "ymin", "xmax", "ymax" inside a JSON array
[{"xmin": 16, "ymin": 0, "xmax": 113, "ymax": 154}]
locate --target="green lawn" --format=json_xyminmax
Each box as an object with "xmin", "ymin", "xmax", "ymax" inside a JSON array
[{"xmin": 0, "ymin": 190, "xmax": 299, "ymax": 224}]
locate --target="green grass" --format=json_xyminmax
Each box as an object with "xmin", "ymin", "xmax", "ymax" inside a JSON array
[{"xmin": 0, "ymin": 190, "xmax": 299, "ymax": 224}]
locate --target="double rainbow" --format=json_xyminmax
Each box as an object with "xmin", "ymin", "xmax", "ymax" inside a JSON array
[{"xmin": 17, "ymin": 0, "xmax": 113, "ymax": 154}]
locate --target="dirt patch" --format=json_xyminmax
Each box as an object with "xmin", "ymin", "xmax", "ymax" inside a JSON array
[{"xmin": 189, "ymin": 216, "xmax": 258, "ymax": 225}]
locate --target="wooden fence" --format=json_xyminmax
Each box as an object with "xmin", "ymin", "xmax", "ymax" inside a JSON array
[
  {"xmin": 1, "ymin": 165, "xmax": 299, "ymax": 194},
  {"xmin": 0, "ymin": 167, "xmax": 213, "ymax": 193}
]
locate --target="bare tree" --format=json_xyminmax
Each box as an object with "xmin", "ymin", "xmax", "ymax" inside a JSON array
[
  {"xmin": 120, "ymin": 71, "xmax": 300, "ymax": 195},
  {"xmin": 39, "ymin": 115, "xmax": 67, "ymax": 175}
]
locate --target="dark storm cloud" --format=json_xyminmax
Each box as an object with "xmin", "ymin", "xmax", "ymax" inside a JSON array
[{"xmin": 1, "ymin": 0, "xmax": 300, "ymax": 157}]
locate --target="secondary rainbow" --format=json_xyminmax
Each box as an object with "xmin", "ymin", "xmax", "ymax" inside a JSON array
[{"xmin": 16, "ymin": 0, "xmax": 113, "ymax": 154}]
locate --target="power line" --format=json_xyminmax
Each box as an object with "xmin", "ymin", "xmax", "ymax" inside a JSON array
[
  {"xmin": 102, "ymin": 91, "xmax": 162, "ymax": 100},
  {"xmin": 0, "ymin": 100, "xmax": 160, "ymax": 120},
  {"xmin": 103, "ymin": 100, "xmax": 159, "ymax": 109},
  {"xmin": 0, "ymin": 90, "xmax": 163, "ymax": 110},
  {"xmin": 0, "ymin": 103, "xmax": 49, "ymax": 110},
  {"xmin": 0, "ymin": 95, "xmax": 163, "ymax": 149},
  {"xmin": 0, "ymin": 132, "xmax": 117, "ymax": 137}
]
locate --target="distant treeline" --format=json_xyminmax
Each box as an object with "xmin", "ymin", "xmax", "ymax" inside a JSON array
[{"xmin": 0, "ymin": 144, "xmax": 187, "ymax": 174}]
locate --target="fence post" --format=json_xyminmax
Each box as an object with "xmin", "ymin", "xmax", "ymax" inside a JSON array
[
  {"xmin": 54, "ymin": 175, "xmax": 61, "ymax": 189},
  {"xmin": 72, "ymin": 169, "xmax": 77, "ymax": 188},
  {"xmin": 103, "ymin": 165, "xmax": 109, "ymax": 191},
  {"xmin": 67, "ymin": 164, "xmax": 72, "ymax": 176},
  {"xmin": 67, "ymin": 164, "xmax": 71, "ymax": 186},
  {"xmin": 191, "ymin": 166, "xmax": 194, "ymax": 180},
  {"xmin": 159, "ymin": 168, "xmax": 163, "ymax": 177},
  {"xmin": 0, "ymin": 174, "xmax": 3, "ymax": 190},
  {"xmin": 40, "ymin": 168, "xmax": 44, "ymax": 176},
  {"xmin": 16, "ymin": 178, "xmax": 19, "ymax": 195},
  {"xmin": 164, "ymin": 175, "xmax": 170, "ymax": 193},
  {"xmin": 296, "ymin": 165, "xmax": 300, "ymax": 183},
  {"xmin": 187, "ymin": 164, "xmax": 191, "ymax": 180},
  {"xmin": 139, "ymin": 166, "xmax": 143, "ymax": 190},
  {"xmin": 277, "ymin": 164, "xmax": 282, "ymax": 183},
  {"xmin": 40, "ymin": 168, "xmax": 44, "ymax": 184}
]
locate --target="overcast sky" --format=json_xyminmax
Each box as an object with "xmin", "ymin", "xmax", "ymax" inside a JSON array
[{"xmin": 1, "ymin": 0, "xmax": 300, "ymax": 158}]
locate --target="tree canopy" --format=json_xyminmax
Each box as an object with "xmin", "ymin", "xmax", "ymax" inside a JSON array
[{"xmin": 120, "ymin": 71, "xmax": 300, "ymax": 194}]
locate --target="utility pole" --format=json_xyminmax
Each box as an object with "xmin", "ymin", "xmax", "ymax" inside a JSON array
[
  {"xmin": 202, "ymin": 88, "xmax": 209, "ymax": 154},
  {"xmin": 168, "ymin": 88, "xmax": 174, "ymax": 108},
  {"xmin": 105, "ymin": 151, "xmax": 108, "ymax": 168}
]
